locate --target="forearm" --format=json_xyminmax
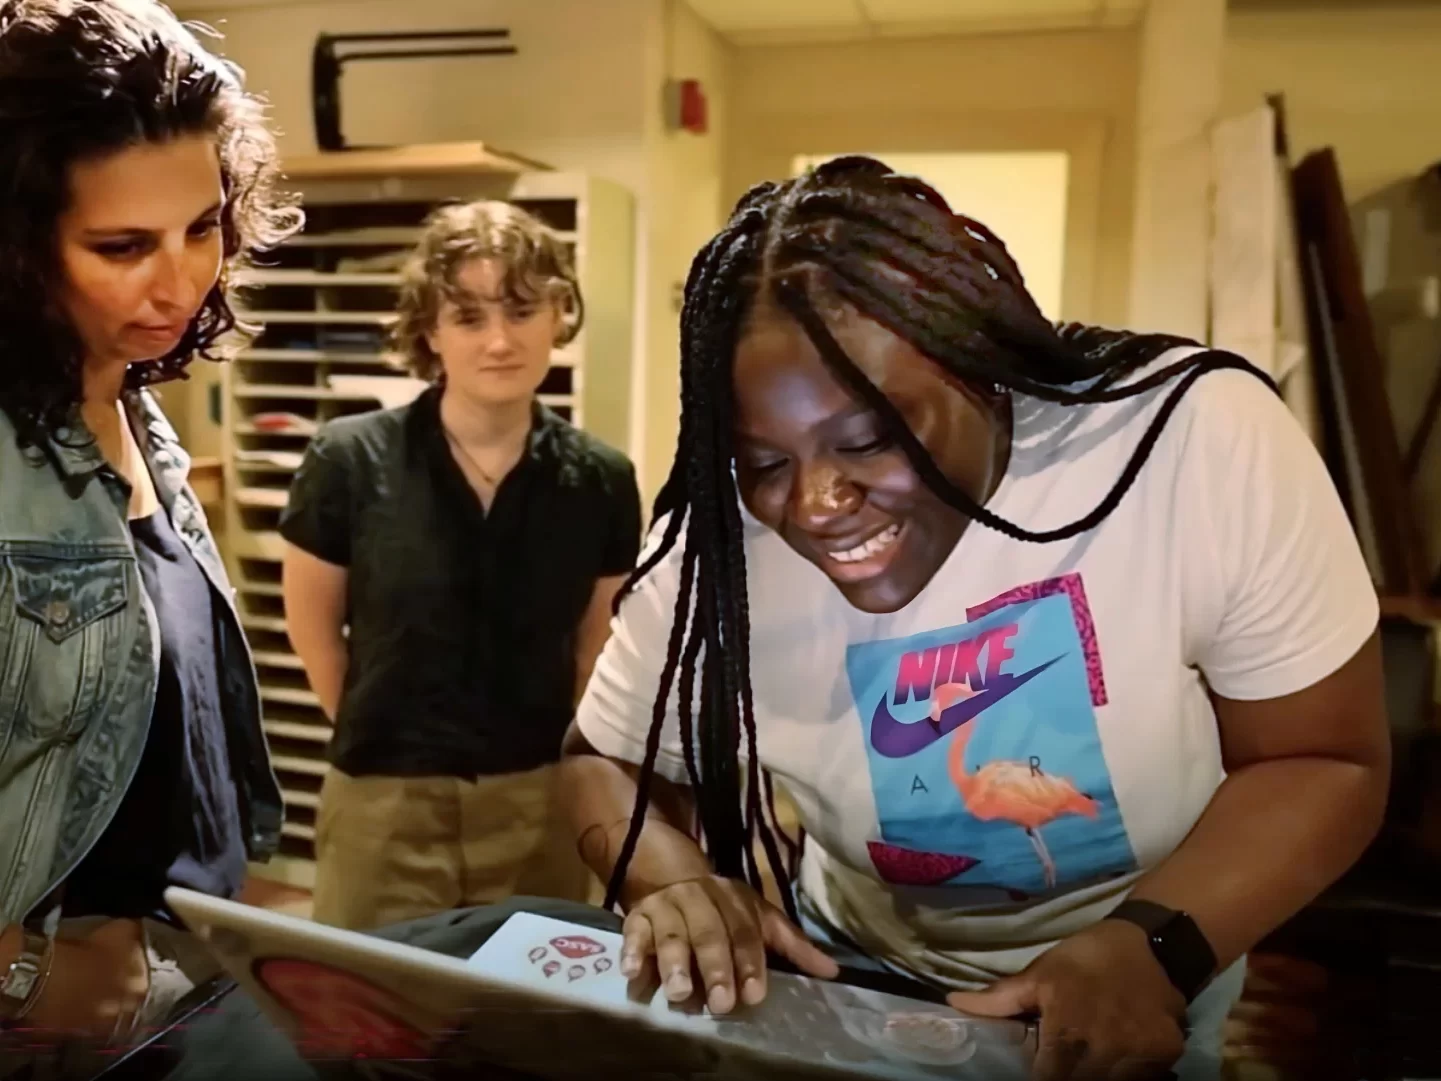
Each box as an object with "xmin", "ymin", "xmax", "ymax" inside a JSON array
[
  {"xmin": 1128, "ymin": 756, "xmax": 1388, "ymax": 971},
  {"xmin": 573, "ymin": 656, "xmax": 597, "ymax": 709},
  {"xmin": 557, "ymin": 751, "xmax": 712, "ymax": 910},
  {"xmin": 288, "ymin": 624, "xmax": 348, "ymax": 722},
  {"xmin": 573, "ymin": 574, "xmax": 624, "ymax": 707},
  {"xmin": 0, "ymin": 923, "xmax": 16, "ymax": 973}
]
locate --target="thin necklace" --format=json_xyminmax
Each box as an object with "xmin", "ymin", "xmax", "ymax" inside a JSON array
[{"xmin": 442, "ymin": 424, "xmax": 508, "ymax": 487}]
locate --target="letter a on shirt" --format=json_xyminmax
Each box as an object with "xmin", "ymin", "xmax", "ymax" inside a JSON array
[{"xmin": 847, "ymin": 574, "xmax": 1137, "ymax": 900}]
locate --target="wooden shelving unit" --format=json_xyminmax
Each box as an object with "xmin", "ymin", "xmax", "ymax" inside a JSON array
[{"xmin": 226, "ymin": 147, "xmax": 636, "ymax": 889}]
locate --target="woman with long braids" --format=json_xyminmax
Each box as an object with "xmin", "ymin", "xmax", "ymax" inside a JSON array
[{"xmin": 561, "ymin": 156, "xmax": 1388, "ymax": 1080}]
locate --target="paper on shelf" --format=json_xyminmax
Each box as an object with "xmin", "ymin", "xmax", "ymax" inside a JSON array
[
  {"xmin": 236, "ymin": 449, "xmax": 305, "ymax": 469},
  {"xmin": 249, "ymin": 413, "xmax": 318, "ymax": 435},
  {"xmin": 327, "ymin": 374, "xmax": 428, "ymax": 409}
]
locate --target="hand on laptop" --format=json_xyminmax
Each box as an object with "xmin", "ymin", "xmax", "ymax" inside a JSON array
[
  {"xmin": 24, "ymin": 918, "xmax": 150, "ymax": 1044},
  {"xmin": 618, "ymin": 874, "xmax": 839, "ymax": 1017}
]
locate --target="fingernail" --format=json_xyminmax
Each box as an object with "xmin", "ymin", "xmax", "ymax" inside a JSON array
[
  {"xmin": 708, "ymin": 984, "xmax": 734, "ymax": 1014},
  {"xmin": 740, "ymin": 977, "xmax": 764, "ymax": 1005},
  {"xmin": 664, "ymin": 967, "xmax": 691, "ymax": 999},
  {"xmin": 620, "ymin": 953, "xmax": 640, "ymax": 979}
]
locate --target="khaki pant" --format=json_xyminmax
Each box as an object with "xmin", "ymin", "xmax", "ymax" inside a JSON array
[{"xmin": 311, "ymin": 765, "xmax": 595, "ymax": 931}]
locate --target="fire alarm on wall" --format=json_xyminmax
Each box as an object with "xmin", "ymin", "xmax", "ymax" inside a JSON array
[{"xmin": 662, "ymin": 77, "xmax": 708, "ymax": 135}]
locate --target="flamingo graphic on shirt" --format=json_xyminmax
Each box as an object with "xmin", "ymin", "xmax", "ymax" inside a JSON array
[
  {"xmin": 934, "ymin": 681, "xmax": 1101, "ymax": 890},
  {"xmin": 847, "ymin": 574, "xmax": 1137, "ymax": 901}
]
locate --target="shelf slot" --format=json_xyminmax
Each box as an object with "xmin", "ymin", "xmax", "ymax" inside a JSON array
[
  {"xmin": 239, "ymin": 270, "xmax": 402, "ymax": 287},
  {"xmin": 261, "ymin": 685, "xmax": 322, "ymax": 708},
  {"xmin": 243, "ymin": 311, "xmax": 396, "ymax": 326},
  {"xmin": 252, "ymin": 648, "xmax": 303, "ymax": 668},
  {"xmin": 263, "ymin": 719, "xmax": 331, "ymax": 744},
  {"xmin": 271, "ymin": 753, "xmax": 330, "ymax": 778}
]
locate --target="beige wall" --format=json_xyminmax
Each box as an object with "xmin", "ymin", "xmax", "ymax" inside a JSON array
[
  {"xmin": 174, "ymin": 0, "xmax": 741, "ymax": 504},
  {"xmin": 1224, "ymin": 7, "xmax": 1441, "ymax": 203},
  {"xmin": 1128, "ymin": 0, "xmax": 1223, "ymax": 339},
  {"xmin": 166, "ymin": 5, "xmax": 1146, "ymax": 492},
  {"xmin": 636, "ymin": 0, "xmax": 731, "ymax": 501},
  {"xmin": 173, "ymin": 0, "xmax": 686, "ymax": 486},
  {"xmin": 724, "ymin": 28, "xmax": 1141, "ymax": 328},
  {"xmin": 164, "ymin": 1, "xmax": 1441, "ymax": 501},
  {"xmin": 179, "ymin": 0, "xmax": 654, "ymax": 185}
]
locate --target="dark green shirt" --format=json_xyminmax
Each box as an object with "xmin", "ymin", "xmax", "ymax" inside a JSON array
[{"xmin": 278, "ymin": 387, "xmax": 642, "ymax": 778}]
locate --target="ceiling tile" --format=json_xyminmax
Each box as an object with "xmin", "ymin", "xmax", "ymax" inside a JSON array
[{"xmin": 684, "ymin": 0, "xmax": 867, "ymax": 32}]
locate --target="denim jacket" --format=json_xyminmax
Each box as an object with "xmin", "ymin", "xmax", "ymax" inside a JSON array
[{"xmin": 0, "ymin": 391, "xmax": 283, "ymax": 926}]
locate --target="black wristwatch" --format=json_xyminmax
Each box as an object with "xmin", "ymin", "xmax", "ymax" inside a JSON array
[{"xmin": 1104, "ymin": 899, "xmax": 1217, "ymax": 1004}]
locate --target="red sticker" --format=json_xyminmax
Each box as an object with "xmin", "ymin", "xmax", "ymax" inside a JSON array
[
  {"xmin": 549, "ymin": 934, "xmax": 605, "ymax": 960},
  {"xmin": 253, "ymin": 957, "xmax": 433, "ymax": 1060}
]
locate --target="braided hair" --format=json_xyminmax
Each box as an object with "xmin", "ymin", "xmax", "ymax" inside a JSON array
[{"xmin": 602, "ymin": 155, "xmax": 1271, "ymax": 916}]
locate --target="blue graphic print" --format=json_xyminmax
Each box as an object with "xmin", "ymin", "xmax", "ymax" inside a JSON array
[{"xmin": 845, "ymin": 584, "xmax": 1136, "ymax": 900}]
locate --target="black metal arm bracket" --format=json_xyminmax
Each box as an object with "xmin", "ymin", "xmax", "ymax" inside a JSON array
[{"xmin": 311, "ymin": 29, "xmax": 518, "ymax": 152}]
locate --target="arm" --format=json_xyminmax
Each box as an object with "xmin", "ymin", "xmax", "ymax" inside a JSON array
[
  {"xmin": 281, "ymin": 543, "xmax": 350, "ymax": 722},
  {"xmin": 956, "ymin": 636, "xmax": 1389, "ymax": 1076},
  {"xmin": 1122, "ymin": 376, "xmax": 1389, "ymax": 969},
  {"xmin": 559, "ymin": 502, "xmax": 845, "ymax": 1008},
  {"xmin": 0, "ymin": 924, "xmax": 15, "ymax": 979},
  {"xmin": 950, "ymin": 372, "xmax": 1388, "ymax": 1076},
  {"xmin": 574, "ymin": 575, "xmax": 626, "ymax": 707},
  {"xmin": 276, "ymin": 430, "xmax": 355, "ymax": 722},
  {"xmin": 558, "ymin": 502, "xmax": 703, "ymax": 910},
  {"xmin": 558, "ymin": 720, "xmax": 839, "ymax": 1005},
  {"xmin": 557, "ymin": 724, "xmax": 711, "ymax": 909},
  {"xmin": 574, "ymin": 457, "xmax": 645, "ymax": 706},
  {"xmin": 1127, "ymin": 631, "xmax": 1388, "ymax": 971},
  {"xmin": 0, "ymin": 920, "xmax": 149, "ymax": 1039}
]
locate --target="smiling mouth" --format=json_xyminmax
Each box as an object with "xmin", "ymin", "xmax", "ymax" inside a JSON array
[{"xmin": 825, "ymin": 522, "xmax": 902, "ymax": 565}]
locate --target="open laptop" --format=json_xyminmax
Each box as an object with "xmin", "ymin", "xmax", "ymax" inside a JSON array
[{"xmin": 166, "ymin": 887, "xmax": 1034, "ymax": 1081}]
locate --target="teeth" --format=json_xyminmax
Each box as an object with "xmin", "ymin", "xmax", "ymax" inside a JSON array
[{"xmin": 831, "ymin": 523, "xmax": 901, "ymax": 564}]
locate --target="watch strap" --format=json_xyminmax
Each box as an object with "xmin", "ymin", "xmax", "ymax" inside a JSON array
[
  {"xmin": 1105, "ymin": 899, "xmax": 1217, "ymax": 1004},
  {"xmin": 1, "ymin": 888, "xmax": 63, "ymax": 1027},
  {"xmin": 1108, "ymin": 899, "xmax": 1176, "ymax": 936},
  {"xmin": 0, "ymin": 928, "xmax": 53, "ymax": 1024}
]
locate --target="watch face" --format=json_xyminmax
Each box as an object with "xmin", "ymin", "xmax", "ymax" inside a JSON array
[
  {"xmin": 1109, "ymin": 903, "xmax": 1217, "ymax": 1003},
  {"xmin": 4, "ymin": 966, "xmax": 38, "ymax": 1001},
  {"xmin": 1154, "ymin": 913, "xmax": 1216, "ymax": 1001}
]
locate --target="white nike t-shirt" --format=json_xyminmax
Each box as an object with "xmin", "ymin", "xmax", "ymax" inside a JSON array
[{"xmin": 576, "ymin": 351, "xmax": 1378, "ymax": 989}]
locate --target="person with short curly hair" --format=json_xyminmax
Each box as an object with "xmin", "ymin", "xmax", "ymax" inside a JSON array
[
  {"xmin": 280, "ymin": 199, "xmax": 642, "ymax": 932},
  {"xmin": 0, "ymin": 0, "xmax": 299, "ymax": 1062},
  {"xmin": 391, "ymin": 200, "xmax": 584, "ymax": 384}
]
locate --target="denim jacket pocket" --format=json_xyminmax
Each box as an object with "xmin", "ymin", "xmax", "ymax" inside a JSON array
[{"xmin": 0, "ymin": 552, "xmax": 131, "ymax": 745}]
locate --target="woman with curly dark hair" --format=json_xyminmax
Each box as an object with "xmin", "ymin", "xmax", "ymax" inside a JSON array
[{"xmin": 0, "ymin": 0, "xmax": 299, "ymax": 1063}]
